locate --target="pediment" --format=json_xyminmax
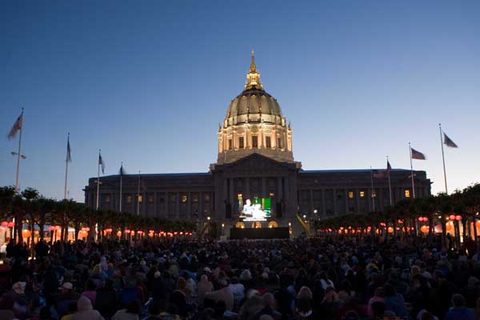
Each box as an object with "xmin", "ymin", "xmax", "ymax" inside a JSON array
[{"xmin": 218, "ymin": 153, "xmax": 297, "ymax": 175}]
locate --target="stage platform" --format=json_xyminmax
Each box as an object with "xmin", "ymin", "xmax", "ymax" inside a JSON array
[{"xmin": 229, "ymin": 227, "xmax": 289, "ymax": 240}]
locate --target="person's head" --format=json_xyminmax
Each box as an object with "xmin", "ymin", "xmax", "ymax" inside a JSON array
[
  {"xmin": 344, "ymin": 310, "xmax": 359, "ymax": 320},
  {"xmin": 77, "ymin": 296, "xmax": 93, "ymax": 312},
  {"xmin": 373, "ymin": 286, "xmax": 385, "ymax": 298},
  {"xmin": 297, "ymin": 286, "xmax": 313, "ymax": 300},
  {"xmin": 200, "ymin": 274, "xmax": 209, "ymax": 282},
  {"xmin": 263, "ymin": 293, "xmax": 276, "ymax": 309},
  {"xmin": 92, "ymin": 264, "xmax": 101, "ymax": 275},
  {"xmin": 218, "ymin": 277, "xmax": 229, "ymax": 288},
  {"xmin": 125, "ymin": 300, "xmax": 141, "ymax": 315},
  {"xmin": 85, "ymin": 279, "xmax": 96, "ymax": 291},
  {"xmin": 60, "ymin": 282, "xmax": 73, "ymax": 293},
  {"xmin": 176, "ymin": 277, "xmax": 187, "ymax": 291},
  {"xmin": 148, "ymin": 299, "xmax": 168, "ymax": 316},
  {"xmin": 104, "ymin": 279, "xmax": 114, "ymax": 290},
  {"xmin": 452, "ymin": 294, "xmax": 466, "ymax": 308},
  {"xmin": 240, "ymin": 269, "xmax": 252, "ymax": 282},
  {"xmin": 324, "ymin": 287, "xmax": 338, "ymax": 302}
]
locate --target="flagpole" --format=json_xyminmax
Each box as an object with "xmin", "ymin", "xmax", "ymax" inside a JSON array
[
  {"xmin": 409, "ymin": 143, "xmax": 416, "ymax": 199},
  {"xmin": 119, "ymin": 162, "xmax": 123, "ymax": 212},
  {"xmin": 439, "ymin": 123, "xmax": 449, "ymax": 194},
  {"xmin": 137, "ymin": 170, "xmax": 141, "ymax": 215},
  {"xmin": 14, "ymin": 109, "xmax": 24, "ymax": 194},
  {"xmin": 64, "ymin": 133, "xmax": 70, "ymax": 200},
  {"xmin": 387, "ymin": 156, "xmax": 393, "ymax": 206},
  {"xmin": 96, "ymin": 149, "xmax": 101, "ymax": 210},
  {"xmin": 370, "ymin": 166, "xmax": 375, "ymax": 211}
]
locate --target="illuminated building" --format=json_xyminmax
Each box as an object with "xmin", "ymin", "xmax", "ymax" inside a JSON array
[{"xmin": 84, "ymin": 53, "xmax": 431, "ymax": 237}]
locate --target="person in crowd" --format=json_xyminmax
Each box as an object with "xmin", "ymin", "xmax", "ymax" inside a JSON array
[
  {"xmin": 95, "ymin": 279, "xmax": 118, "ymax": 319},
  {"xmin": 112, "ymin": 300, "xmax": 142, "ymax": 320},
  {"xmin": 444, "ymin": 294, "xmax": 475, "ymax": 320},
  {"xmin": 73, "ymin": 296, "xmax": 104, "ymax": 320}
]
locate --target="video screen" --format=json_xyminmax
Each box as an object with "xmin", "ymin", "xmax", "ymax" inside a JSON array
[{"xmin": 239, "ymin": 197, "xmax": 271, "ymax": 221}]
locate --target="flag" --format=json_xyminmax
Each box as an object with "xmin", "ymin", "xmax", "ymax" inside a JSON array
[
  {"xmin": 119, "ymin": 164, "xmax": 124, "ymax": 176},
  {"xmin": 66, "ymin": 137, "xmax": 72, "ymax": 163},
  {"xmin": 8, "ymin": 112, "xmax": 23, "ymax": 140},
  {"xmin": 411, "ymin": 148, "xmax": 426, "ymax": 160},
  {"xmin": 99, "ymin": 153, "xmax": 105, "ymax": 174},
  {"xmin": 372, "ymin": 170, "xmax": 387, "ymax": 179},
  {"xmin": 372, "ymin": 160, "xmax": 392, "ymax": 179},
  {"xmin": 443, "ymin": 133, "xmax": 458, "ymax": 148}
]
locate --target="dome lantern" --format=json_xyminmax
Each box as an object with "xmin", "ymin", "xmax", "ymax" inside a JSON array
[{"xmin": 245, "ymin": 50, "xmax": 263, "ymax": 90}]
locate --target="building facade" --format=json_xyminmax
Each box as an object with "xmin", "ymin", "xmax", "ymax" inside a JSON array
[{"xmin": 84, "ymin": 53, "xmax": 431, "ymax": 236}]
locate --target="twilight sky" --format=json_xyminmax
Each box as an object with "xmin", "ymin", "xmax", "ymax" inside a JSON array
[{"xmin": 1, "ymin": 0, "xmax": 479, "ymax": 202}]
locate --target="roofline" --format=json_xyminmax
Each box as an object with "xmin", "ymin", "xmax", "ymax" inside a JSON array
[
  {"xmin": 98, "ymin": 172, "xmax": 211, "ymax": 179},
  {"xmin": 300, "ymin": 169, "xmax": 423, "ymax": 174}
]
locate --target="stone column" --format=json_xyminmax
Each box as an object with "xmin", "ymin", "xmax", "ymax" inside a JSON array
[
  {"xmin": 154, "ymin": 192, "xmax": 158, "ymax": 217},
  {"xmin": 355, "ymin": 188, "xmax": 360, "ymax": 213},
  {"xmin": 321, "ymin": 189, "xmax": 326, "ymax": 216},
  {"xmin": 188, "ymin": 192, "xmax": 191, "ymax": 218},
  {"xmin": 176, "ymin": 192, "xmax": 180, "ymax": 218},
  {"xmin": 333, "ymin": 188, "xmax": 337, "ymax": 215},
  {"xmin": 199, "ymin": 191, "xmax": 204, "ymax": 218},
  {"xmin": 229, "ymin": 178, "xmax": 235, "ymax": 210},
  {"xmin": 165, "ymin": 192, "xmax": 169, "ymax": 217},
  {"xmin": 277, "ymin": 177, "xmax": 283, "ymax": 199},
  {"xmin": 345, "ymin": 190, "xmax": 349, "ymax": 214},
  {"xmin": 309, "ymin": 189, "xmax": 314, "ymax": 215},
  {"xmin": 262, "ymin": 177, "xmax": 267, "ymax": 198}
]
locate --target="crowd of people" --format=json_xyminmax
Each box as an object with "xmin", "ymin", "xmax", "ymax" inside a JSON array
[{"xmin": 1, "ymin": 234, "xmax": 480, "ymax": 320}]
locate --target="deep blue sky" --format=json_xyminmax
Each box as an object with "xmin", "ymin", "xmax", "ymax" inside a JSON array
[{"xmin": 1, "ymin": 1, "xmax": 479, "ymax": 202}]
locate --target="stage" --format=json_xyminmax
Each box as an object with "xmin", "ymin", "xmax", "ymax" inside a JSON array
[{"xmin": 229, "ymin": 227, "xmax": 289, "ymax": 240}]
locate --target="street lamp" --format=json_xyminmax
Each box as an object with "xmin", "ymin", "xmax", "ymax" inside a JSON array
[{"xmin": 207, "ymin": 216, "xmax": 211, "ymax": 221}]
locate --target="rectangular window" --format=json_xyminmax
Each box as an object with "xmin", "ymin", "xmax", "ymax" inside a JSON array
[
  {"xmin": 252, "ymin": 136, "xmax": 258, "ymax": 148},
  {"xmin": 277, "ymin": 137, "xmax": 282, "ymax": 149},
  {"xmin": 348, "ymin": 191, "xmax": 354, "ymax": 199},
  {"xmin": 137, "ymin": 195, "xmax": 143, "ymax": 203},
  {"xmin": 105, "ymin": 194, "xmax": 111, "ymax": 203},
  {"xmin": 239, "ymin": 137, "xmax": 244, "ymax": 149},
  {"xmin": 148, "ymin": 194, "xmax": 154, "ymax": 203},
  {"xmin": 127, "ymin": 195, "xmax": 132, "ymax": 203},
  {"xmin": 405, "ymin": 189, "xmax": 411, "ymax": 198},
  {"xmin": 360, "ymin": 191, "xmax": 365, "ymax": 198},
  {"xmin": 193, "ymin": 193, "xmax": 199, "ymax": 203},
  {"xmin": 371, "ymin": 192, "xmax": 376, "ymax": 198},
  {"xmin": 228, "ymin": 139, "xmax": 233, "ymax": 150},
  {"xmin": 204, "ymin": 193, "xmax": 211, "ymax": 203},
  {"xmin": 181, "ymin": 194, "xmax": 188, "ymax": 203},
  {"xmin": 266, "ymin": 136, "xmax": 271, "ymax": 148}
]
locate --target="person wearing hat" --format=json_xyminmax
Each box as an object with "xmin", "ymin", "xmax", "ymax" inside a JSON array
[
  {"xmin": 73, "ymin": 296, "xmax": 104, "ymax": 320},
  {"xmin": 56, "ymin": 282, "xmax": 80, "ymax": 318},
  {"xmin": 197, "ymin": 274, "xmax": 214, "ymax": 306}
]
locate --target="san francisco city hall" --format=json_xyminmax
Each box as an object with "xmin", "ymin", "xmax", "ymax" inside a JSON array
[{"xmin": 85, "ymin": 54, "xmax": 431, "ymax": 237}]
